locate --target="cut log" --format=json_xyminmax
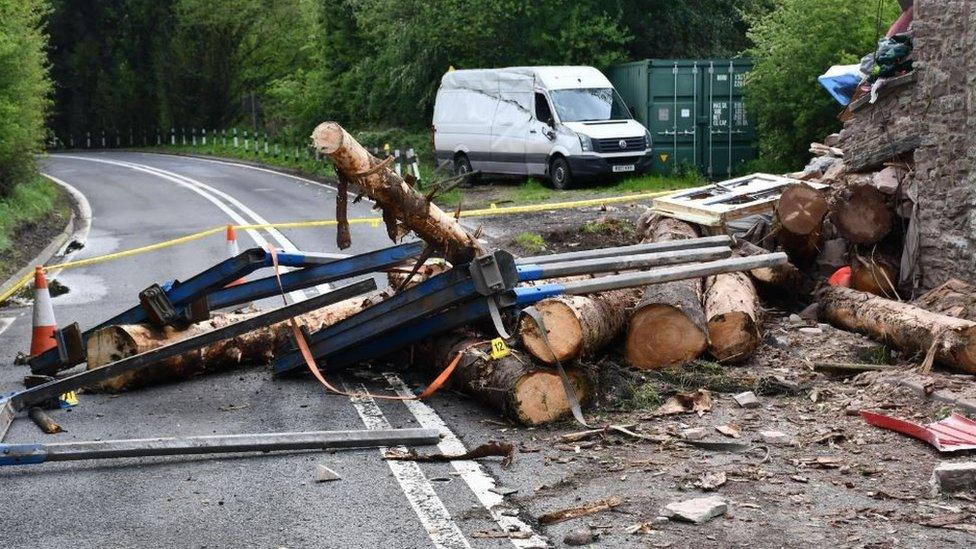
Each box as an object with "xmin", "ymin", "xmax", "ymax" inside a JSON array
[
  {"xmin": 777, "ymin": 226, "xmax": 821, "ymax": 267},
  {"xmin": 819, "ymin": 286, "xmax": 976, "ymax": 374},
  {"xmin": 311, "ymin": 122, "xmax": 482, "ymax": 263},
  {"xmin": 518, "ymin": 290, "xmax": 640, "ymax": 364},
  {"xmin": 828, "ymin": 184, "xmax": 893, "ymax": 245},
  {"xmin": 703, "ymin": 272, "xmax": 760, "ymax": 363},
  {"xmin": 777, "ymin": 183, "xmax": 829, "ymax": 236},
  {"xmin": 415, "ymin": 334, "xmax": 589, "ymax": 425},
  {"xmin": 626, "ymin": 214, "xmax": 707, "ymax": 369},
  {"xmin": 850, "ymin": 253, "xmax": 900, "ymax": 298},
  {"xmin": 86, "ymin": 290, "xmax": 392, "ymax": 392}
]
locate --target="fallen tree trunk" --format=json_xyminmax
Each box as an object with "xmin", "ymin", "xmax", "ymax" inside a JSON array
[
  {"xmin": 703, "ymin": 272, "xmax": 760, "ymax": 363},
  {"xmin": 819, "ymin": 286, "xmax": 976, "ymax": 374},
  {"xmin": 518, "ymin": 290, "xmax": 640, "ymax": 364},
  {"xmin": 415, "ymin": 334, "xmax": 589, "ymax": 425},
  {"xmin": 86, "ymin": 290, "xmax": 392, "ymax": 392},
  {"xmin": 626, "ymin": 214, "xmax": 707, "ymax": 370},
  {"xmin": 311, "ymin": 122, "xmax": 482, "ymax": 263},
  {"xmin": 828, "ymin": 183, "xmax": 893, "ymax": 245}
]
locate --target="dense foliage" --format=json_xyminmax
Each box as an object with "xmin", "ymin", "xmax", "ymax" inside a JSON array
[
  {"xmin": 0, "ymin": 0, "xmax": 51, "ymax": 195},
  {"xmin": 744, "ymin": 0, "xmax": 902, "ymax": 170},
  {"xmin": 47, "ymin": 0, "xmax": 766, "ymax": 141}
]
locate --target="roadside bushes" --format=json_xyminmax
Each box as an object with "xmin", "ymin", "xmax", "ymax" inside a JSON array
[
  {"xmin": 744, "ymin": 0, "xmax": 901, "ymax": 171},
  {"xmin": 0, "ymin": 0, "xmax": 51, "ymax": 196}
]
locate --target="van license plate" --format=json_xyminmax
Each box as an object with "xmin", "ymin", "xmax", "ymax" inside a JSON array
[{"xmin": 612, "ymin": 164, "xmax": 635, "ymax": 173}]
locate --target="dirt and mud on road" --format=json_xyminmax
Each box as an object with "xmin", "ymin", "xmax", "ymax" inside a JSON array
[{"xmin": 450, "ymin": 209, "xmax": 976, "ymax": 547}]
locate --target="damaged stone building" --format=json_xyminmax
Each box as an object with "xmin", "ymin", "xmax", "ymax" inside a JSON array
[{"xmin": 840, "ymin": 0, "xmax": 976, "ymax": 291}]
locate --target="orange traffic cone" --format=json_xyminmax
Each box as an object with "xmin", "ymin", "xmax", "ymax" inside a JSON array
[
  {"xmin": 226, "ymin": 224, "xmax": 246, "ymax": 286},
  {"xmin": 30, "ymin": 266, "xmax": 58, "ymax": 357}
]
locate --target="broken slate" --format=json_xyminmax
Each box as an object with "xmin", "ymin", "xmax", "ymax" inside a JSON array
[
  {"xmin": 663, "ymin": 496, "xmax": 728, "ymax": 524},
  {"xmin": 733, "ymin": 391, "xmax": 760, "ymax": 409},
  {"xmin": 314, "ymin": 464, "xmax": 341, "ymax": 482},
  {"xmin": 931, "ymin": 462, "xmax": 976, "ymax": 494},
  {"xmin": 759, "ymin": 430, "xmax": 792, "ymax": 445}
]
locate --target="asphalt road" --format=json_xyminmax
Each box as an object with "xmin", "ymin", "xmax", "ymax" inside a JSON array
[{"xmin": 0, "ymin": 152, "xmax": 545, "ymax": 549}]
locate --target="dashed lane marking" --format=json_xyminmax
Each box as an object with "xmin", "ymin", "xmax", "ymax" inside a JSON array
[
  {"xmin": 384, "ymin": 373, "xmax": 547, "ymax": 548},
  {"xmin": 347, "ymin": 382, "xmax": 471, "ymax": 549}
]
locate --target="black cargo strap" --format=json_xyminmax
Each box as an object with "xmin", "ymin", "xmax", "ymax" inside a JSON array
[
  {"xmin": 487, "ymin": 296, "xmax": 512, "ymax": 340},
  {"xmin": 519, "ymin": 306, "xmax": 589, "ymax": 427}
]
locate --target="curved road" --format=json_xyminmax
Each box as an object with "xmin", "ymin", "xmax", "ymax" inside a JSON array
[{"xmin": 0, "ymin": 152, "xmax": 544, "ymax": 548}]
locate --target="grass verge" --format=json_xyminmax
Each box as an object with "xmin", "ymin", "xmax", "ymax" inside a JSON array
[{"xmin": 0, "ymin": 175, "xmax": 70, "ymax": 281}]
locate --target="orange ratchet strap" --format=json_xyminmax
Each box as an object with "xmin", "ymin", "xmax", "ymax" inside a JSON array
[{"xmin": 267, "ymin": 246, "xmax": 477, "ymax": 400}]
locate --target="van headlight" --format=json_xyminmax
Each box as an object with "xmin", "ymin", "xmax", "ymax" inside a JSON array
[
  {"xmin": 579, "ymin": 134, "xmax": 594, "ymax": 152},
  {"xmin": 644, "ymin": 129, "xmax": 652, "ymax": 149}
]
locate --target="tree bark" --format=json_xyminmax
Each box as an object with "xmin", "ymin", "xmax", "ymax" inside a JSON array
[
  {"xmin": 416, "ymin": 334, "xmax": 589, "ymax": 425},
  {"xmin": 86, "ymin": 290, "xmax": 392, "ymax": 392},
  {"xmin": 819, "ymin": 286, "xmax": 976, "ymax": 374},
  {"xmin": 703, "ymin": 272, "xmax": 761, "ymax": 363},
  {"xmin": 311, "ymin": 122, "xmax": 482, "ymax": 263},
  {"xmin": 828, "ymin": 183, "xmax": 893, "ymax": 245},
  {"xmin": 626, "ymin": 212, "xmax": 707, "ymax": 370},
  {"xmin": 518, "ymin": 290, "xmax": 640, "ymax": 364}
]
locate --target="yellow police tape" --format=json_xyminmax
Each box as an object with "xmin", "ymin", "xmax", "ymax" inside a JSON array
[{"xmin": 0, "ymin": 189, "xmax": 672, "ymax": 304}]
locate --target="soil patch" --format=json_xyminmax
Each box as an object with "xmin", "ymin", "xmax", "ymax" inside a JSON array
[{"xmin": 0, "ymin": 186, "xmax": 71, "ymax": 282}]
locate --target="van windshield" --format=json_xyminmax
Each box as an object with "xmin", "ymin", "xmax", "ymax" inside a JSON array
[{"xmin": 549, "ymin": 88, "xmax": 631, "ymax": 122}]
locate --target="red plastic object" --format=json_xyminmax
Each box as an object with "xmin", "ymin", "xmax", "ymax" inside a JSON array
[
  {"xmin": 861, "ymin": 410, "xmax": 976, "ymax": 452},
  {"xmin": 828, "ymin": 266, "xmax": 852, "ymax": 287}
]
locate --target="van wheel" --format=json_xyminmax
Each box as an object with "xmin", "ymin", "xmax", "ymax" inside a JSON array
[
  {"xmin": 550, "ymin": 157, "xmax": 572, "ymax": 190},
  {"xmin": 453, "ymin": 154, "xmax": 473, "ymax": 177}
]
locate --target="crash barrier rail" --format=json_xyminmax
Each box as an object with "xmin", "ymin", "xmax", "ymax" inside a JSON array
[
  {"xmin": 0, "ymin": 189, "xmax": 675, "ymax": 305},
  {"xmin": 47, "ymin": 127, "xmax": 425, "ymax": 184}
]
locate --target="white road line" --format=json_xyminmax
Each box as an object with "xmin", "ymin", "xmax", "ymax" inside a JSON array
[
  {"xmin": 136, "ymin": 151, "xmax": 365, "ymax": 200},
  {"xmin": 0, "ymin": 317, "xmax": 14, "ymax": 338},
  {"xmin": 346, "ymin": 383, "xmax": 471, "ymax": 549},
  {"xmin": 51, "ymin": 155, "xmax": 327, "ymax": 302},
  {"xmin": 384, "ymin": 373, "xmax": 548, "ymax": 548}
]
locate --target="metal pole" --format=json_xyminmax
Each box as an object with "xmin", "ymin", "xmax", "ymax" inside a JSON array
[
  {"xmin": 0, "ymin": 428, "xmax": 441, "ymax": 466},
  {"xmin": 530, "ymin": 247, "xmax": 732, "ymax": 279},
  {"xmin": 672, "ymin": 62, "xmax": 678, "ymax": 175},
  {"xmin": 561, "ymin": 253, "xmax": 787, "ymax": 295},
  {"xmin": 518, "ymin": 235, "xmax": 731, "ymax": 265}
]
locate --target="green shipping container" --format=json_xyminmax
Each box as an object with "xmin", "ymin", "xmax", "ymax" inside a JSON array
[{"xmin": 607, "ymin": 59, "xmax": 757, "ymax": 178}]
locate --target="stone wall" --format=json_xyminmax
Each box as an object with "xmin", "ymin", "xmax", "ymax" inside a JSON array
[{"xmin": 840, "ymin": 0, "xmax": 976, "ymax": 289}]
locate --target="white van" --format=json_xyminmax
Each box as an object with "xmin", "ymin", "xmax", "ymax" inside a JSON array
[{"xmin": 432, "ymin": 66, "xmax": 652, "ymax": 189}]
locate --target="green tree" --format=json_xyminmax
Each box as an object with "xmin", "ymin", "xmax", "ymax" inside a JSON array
[
  {"xmin": 744, "ymin": 0, "xmax": 901, "ymax": 170},
  {"xmin": 0, "ymin": 0, "xmax": 51, "ymax": 195}
]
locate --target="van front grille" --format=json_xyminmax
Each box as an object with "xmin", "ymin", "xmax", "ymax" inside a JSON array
[{"xmin": 594, "ymin": 136, "xmax": 646, "ymax": 152}]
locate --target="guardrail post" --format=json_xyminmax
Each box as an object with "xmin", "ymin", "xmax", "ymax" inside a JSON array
[
  {"xmin": 394, "ymin": 149, "xmax": 402, "ymax": 176},
  {"xmin": 263, "ymin": 133, "xmax": 269, "ymax": 155},
  {"xmin": 233, "ymin": 128, "xmax": 238, "ymax": 148},
  {"xmin": 202, "ymin": 128, "xmax": 207, "ymax": 146},
  {"xmin": 181, "ymin": 127, "xmax": 186, "ymax": 145},
  {"xmin": 192, "ymin": 128, "xmax": 197, "ymax": 146},
  {"xmin": 170, "ymin": 128, "xmax": 175, "ymax": 145},
  {"xmin": 101, "ymin": 131, "xmax": 106, "ymax": 148}
]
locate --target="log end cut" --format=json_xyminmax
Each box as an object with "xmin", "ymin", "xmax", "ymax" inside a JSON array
[
  {"xmin": 519, "ymin": 300, "xmax": 583, "ymax": 364},
  {"xmin": 707, "ymin": 312, "xmax": 759, "ymax": 363},
  {"xmin": 777, "ymin": 183, "xmax": 829, "ymax": 236},
  {"xmin": 626, "ymin": 304, "xmax": 707, "ymax": 369},
  {"xmin": 310, "ymin": 122, "xmax": 346, "ymax": 154},
  {"xmin": 512, "ymin": 370, "xmax": 589, "ymax": 425}
]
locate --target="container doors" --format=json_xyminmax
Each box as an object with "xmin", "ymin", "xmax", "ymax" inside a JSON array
[{"xmin": 702, "ymin": 61, "xmax": 755, "ymax": 179}]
